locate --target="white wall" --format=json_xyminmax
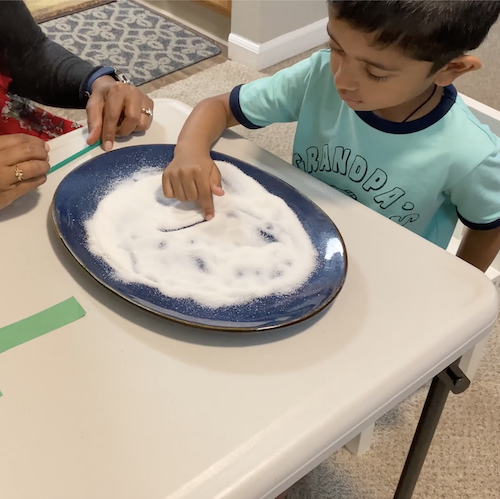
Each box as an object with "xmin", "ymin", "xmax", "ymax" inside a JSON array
[
  {"xmin": 229, "ymin": 0, "xmax": 329, "ymax": 70},
  {"xmin": 231, "ymin": 0, "xmax": 327, "ymax": 43}
]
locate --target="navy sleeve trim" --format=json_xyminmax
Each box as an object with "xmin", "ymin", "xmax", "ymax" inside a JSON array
[
  {"xmin": 229, "ymin": 85, "xmax": 263, "ymax": 130},
  {"xmin": 458, "ymin": 211, "xmax": 500, "ymax": 231}
]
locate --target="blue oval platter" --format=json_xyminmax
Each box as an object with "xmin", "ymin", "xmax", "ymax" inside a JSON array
[{"xmin": 52, "ymin": 144, "xmax": 347, "ymax": 332}]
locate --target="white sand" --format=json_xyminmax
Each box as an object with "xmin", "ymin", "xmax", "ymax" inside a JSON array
[{"xmin": 85, "ymin": 161, "xmax": 318, "ymax": 308}]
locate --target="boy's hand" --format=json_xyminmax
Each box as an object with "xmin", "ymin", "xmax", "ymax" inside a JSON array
[
  {"xmin": 161, "ymin": 93, "xmax": 236, "ymax": 219},
  {"xmin": 162, "ymin": 152, "xmax": 225, "ymax": 221}
]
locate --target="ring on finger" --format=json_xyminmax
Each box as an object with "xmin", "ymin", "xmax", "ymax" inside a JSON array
[
  {"xmin": 14, "ymin": 165, "xmax": 24, "ymax": 182},
  {"xmin": 141, "ymin": 107, "xmax": 153, "ymax": 117}
]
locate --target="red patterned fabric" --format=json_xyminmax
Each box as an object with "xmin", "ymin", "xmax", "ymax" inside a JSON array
[{"xmin": 0, "ymin": 73, "xmax": 82, "ymax": 141}]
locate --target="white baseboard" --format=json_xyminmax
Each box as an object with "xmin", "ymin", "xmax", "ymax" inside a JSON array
[{"xmin": 228, "ymin": 17, "xmax": 329, "ymax": 71}]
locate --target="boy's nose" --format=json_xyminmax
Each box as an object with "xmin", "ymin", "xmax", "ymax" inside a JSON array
[{"xmin": 334, "ymin": 62, "xmax": 358, "ymax": 92}]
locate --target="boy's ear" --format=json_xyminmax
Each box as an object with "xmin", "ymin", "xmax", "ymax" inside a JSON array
[{"xmin": 433, "ymin": 55, "xmax": 482, "ymax": 86}]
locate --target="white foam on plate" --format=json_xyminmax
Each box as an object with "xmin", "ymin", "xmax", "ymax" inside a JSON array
[{"xmin": 85, "ymin": 161, "xmax": 318, "ymax": 308}]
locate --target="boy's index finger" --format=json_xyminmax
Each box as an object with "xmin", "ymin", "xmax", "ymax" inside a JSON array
[
  {"xmin": 198, "ymin": 163, "xmax": 224, "ymax": 221},
  {"xmin": 197, "ymin": 179, "xmax": 215, "ymax": 221}
]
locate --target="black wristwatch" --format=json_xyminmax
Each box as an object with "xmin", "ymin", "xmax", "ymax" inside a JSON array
[{"xmin": 83, "ymin": 66, "xmax": 133, "ymax": 98}]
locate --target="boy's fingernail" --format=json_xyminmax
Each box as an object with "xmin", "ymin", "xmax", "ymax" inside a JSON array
[
  {"xmin": 105, "ymin": 141, "xmax": 113, "ymax": 151},
  {"xmin": 205, "ymin": 213, "xmax": 214, "ymax": 221},
  {"xmin": 45, "ymin": 143, "xmax": 50, "ymax": 152}
]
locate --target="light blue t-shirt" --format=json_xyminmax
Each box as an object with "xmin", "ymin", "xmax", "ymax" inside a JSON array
[{"xmin": 229, "ymin": 49, "xmax": 500, "ymax": 249}]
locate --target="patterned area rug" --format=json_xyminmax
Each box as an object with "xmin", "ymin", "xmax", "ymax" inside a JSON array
[
  {"xmin": 27, "ymin": 0, "xmax": 115, "ymax": 23},
  {"xmin": 40, "ymin": 0, "xmax": 221, "ymax": 86}
]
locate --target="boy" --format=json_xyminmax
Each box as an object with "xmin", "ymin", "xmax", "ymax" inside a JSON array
[{"xmin": 162, "ymin": 0, "xmax": 500, "ymax": 275}]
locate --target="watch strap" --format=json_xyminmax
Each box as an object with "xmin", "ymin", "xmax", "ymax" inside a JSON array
[{"xmin": 83, "ymin": 66, "xmax": 132, "ymax": 97}]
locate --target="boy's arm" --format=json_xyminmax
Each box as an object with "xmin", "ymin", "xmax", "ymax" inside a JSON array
[
  {"xmin": 456, "ymin": 226, "xmax": 500, "ymax": 272},
  {"xmin": 162, "ymin": 93, "xmax": 240, "ymax": 220},
  {"xmin": 175, "ymin": 93, "xmax": 240, "ymax": 155},
  {"xmin": 163, "ymin": 53, "xmax": 318, "ymax": 218}
]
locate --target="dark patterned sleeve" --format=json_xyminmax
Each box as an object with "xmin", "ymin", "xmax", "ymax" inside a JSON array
[{"xmin": 0, "ymin": 1, "xmax": 97, "ymax": 108}]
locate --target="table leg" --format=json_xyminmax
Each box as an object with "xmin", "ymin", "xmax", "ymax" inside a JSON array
[
  {"xmin": 345, "ymin": 423, "xmax": 375, "ymax": 456},
  {"xmin": 459, "ymin": 337, "xmax": 488, "ymax": 381},
  {"xmin": 393, "ymin": 359, "xmax": 469, "ymax": 499}
]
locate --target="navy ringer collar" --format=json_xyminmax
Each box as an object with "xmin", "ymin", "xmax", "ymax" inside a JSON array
[{"xmin": 355, "ymin": 85, "xmax": 457, "ymax": 134}]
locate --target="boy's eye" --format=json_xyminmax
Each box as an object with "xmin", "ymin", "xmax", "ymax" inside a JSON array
[
  {"xmin": 329, "ymin": 43, "xmax": 345, "ymax": 55},
  {"xmin": 365, "ymin": 68, "xmax": 388, "ymax": 83},
  {"xmin": 328, "ymin": 42, "xmax": 389, "ymax": 83}
]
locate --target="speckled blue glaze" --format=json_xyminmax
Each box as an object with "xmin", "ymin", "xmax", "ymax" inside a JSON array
[{"xmin": 52, "ymin": 145, "xmax": 347, "ymax": 332}]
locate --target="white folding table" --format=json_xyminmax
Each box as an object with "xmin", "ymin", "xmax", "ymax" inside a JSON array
[{"xmin": 0, "ymin": 98, "xmax": 497, "ymax": 499}]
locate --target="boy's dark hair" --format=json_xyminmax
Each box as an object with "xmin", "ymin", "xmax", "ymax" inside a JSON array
[{"xmin": 327, "ymin": 0, "xmax": 500, "ymax": 72}]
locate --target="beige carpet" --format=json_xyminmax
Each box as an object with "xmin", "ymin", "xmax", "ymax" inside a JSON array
[{"xmin": 45, "ymin": 29, "xmax": 500, "ymax": 499}]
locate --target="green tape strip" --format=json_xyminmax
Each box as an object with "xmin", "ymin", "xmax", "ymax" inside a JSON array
[
  {"xmin": 49, "ymin": 139, "xmax": 102, "ymax": 175},
  {"xmin": 0, "ymin": 297, "xmax": 86, "ymax": 354}
]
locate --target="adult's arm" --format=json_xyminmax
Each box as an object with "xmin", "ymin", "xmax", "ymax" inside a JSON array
[{"xmin": 0, "ymin": 1, "xmax": 96, "ymax": 108}]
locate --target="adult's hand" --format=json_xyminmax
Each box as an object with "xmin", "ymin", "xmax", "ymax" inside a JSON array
[
  {"xmin": 86, "ymin": 76, "xmax": 154, "ymax": 151},
  {"xmin": 0, "ymin": 134, "xmax": 50, "ymax": 211}
]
